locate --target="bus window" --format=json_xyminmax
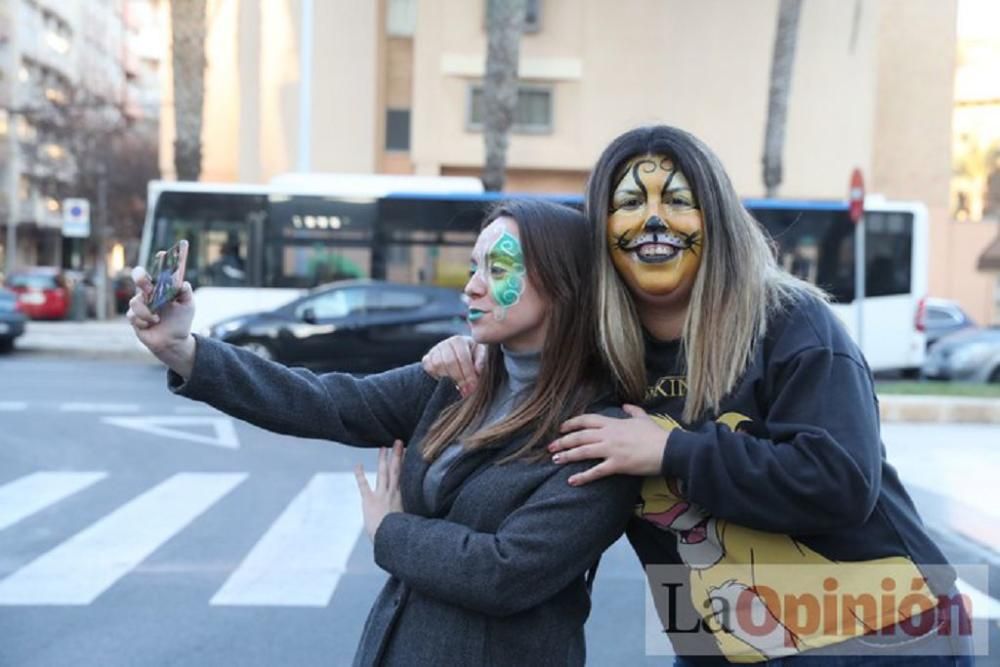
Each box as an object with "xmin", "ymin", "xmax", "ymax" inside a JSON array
[
  {"xmin": 201, "ymin": 230, "xmax": 249, "ymax": 287},
  {"xmin": 750, "ymin": 207, "xmax": 855, "ymax": 302},
  {"xmin": 265, "ymin": 195, "xmax": 375, "ymax": 288},
  {"xmin": 752, "ymin": 205, "xmax": 915, "ymax": 303},
  {"xmin": 378, "ymin": 197, "xmax": 483, "ymax": 287},
  {"xmin": 383, "ymin": 243, "xmax": 473, "ymax": 288},
  {"xmin": 150, "ymin": 191, "xmax": 267, "ymax": 289},
  {"xmin": 864, "ymin": 211, "xmax": 913, "ymax": 297},
  {"xmin": 272, "ymin": 244, "xmax": 371, "ymax": 288}
]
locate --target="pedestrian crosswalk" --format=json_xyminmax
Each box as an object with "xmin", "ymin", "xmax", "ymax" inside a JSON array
[
  {"xmin": 0, "ymin": 471, "xmax": 372, "ymax": 607},
  {"xmin": 210, "ymin": 473, "xmax": 368, "ymax": 607},
  {"xmin": 0, "ymin": 471, "xmax": 106, "ymax": 532},
  {"xmin": 1, "ymin": 470, "xmax": 998, "ymax": 621}
]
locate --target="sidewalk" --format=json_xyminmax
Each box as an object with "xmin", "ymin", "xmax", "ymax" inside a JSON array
[
  {"xmin": 13, "ymin": 317, "xmax": 154, "ymax": 361},
  {"xmin": 10, "ymin": 318, "xmax": 1000, "ymax": 424}
]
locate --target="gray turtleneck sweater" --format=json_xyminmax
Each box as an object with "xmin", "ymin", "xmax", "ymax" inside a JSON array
[{"xmin": 422, "ymin": 346, "xmax": 540, "ymax": 513}]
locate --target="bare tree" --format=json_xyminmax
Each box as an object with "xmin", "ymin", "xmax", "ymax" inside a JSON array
[
  {"xmin": 762, "ymin": 0, "xmax": 803, "ymax": 198},
  {"xmin": 481, "ymin": 0, "xmax": 526, "ymax": 192},
  {"xmin": 171, "ymin": 0, "xmax": 207, "ymax": 181}
]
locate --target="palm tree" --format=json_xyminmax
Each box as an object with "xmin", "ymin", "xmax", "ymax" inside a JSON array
[
  {"xmin": 170, "ymin": 0, "xmax": 207, "ymax": 181},
  {"xmin": 762, "ymin": 0, "xmax": 803, "ymax": 198},
  {"xmin": 481, "ymin": 0, "xmax": 527, "ymax": 192}
]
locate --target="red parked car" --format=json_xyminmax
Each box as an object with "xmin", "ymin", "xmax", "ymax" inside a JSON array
[{"xmin": 5, "ymin": 267, "xmax": 73, "ymax": 320}]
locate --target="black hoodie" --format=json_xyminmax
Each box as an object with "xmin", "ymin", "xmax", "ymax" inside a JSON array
[{"xmin": 625, "ymin": 294, "xmax": 955, "ymax": 662}]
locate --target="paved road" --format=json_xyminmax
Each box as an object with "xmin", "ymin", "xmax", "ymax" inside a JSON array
[{"xmin": 1, "ymin": 355, "xmax": 997, "ymax": 665}]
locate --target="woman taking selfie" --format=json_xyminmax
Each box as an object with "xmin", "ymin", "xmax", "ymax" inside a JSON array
[
  {"xmin": 424, "ymin": 126, "xmax": 971, "ymax": 664},
  {"xmin": 127, "ymin": 199, "xmax": 638, "ymax": 667}
]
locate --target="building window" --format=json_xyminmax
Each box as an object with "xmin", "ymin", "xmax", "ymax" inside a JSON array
[
  {"xmin": 485, "ymin": 0, "xmax": 541, "ymax": 33},
  {"xmin": 385, "ymin": 109, "xmax": 411, "ymax": 151},
  {"xmin": 467, "ymin": 84, "xmax": 553, "ymax": 134},
  {"xmin": 387, "ymin": 0, "xmax": 416, "ymax": 36}
]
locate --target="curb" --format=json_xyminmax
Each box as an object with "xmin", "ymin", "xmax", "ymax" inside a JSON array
[
  {"xmin": 878, "ymin": 395, "xmax": 1000, "ymax": 425},
  {"xmin": 10, "ymin": 321, "xmax": 1000, "ymax": 425}
]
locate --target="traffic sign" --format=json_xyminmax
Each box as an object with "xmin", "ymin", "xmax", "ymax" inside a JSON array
[
  {"xmin": 848, "ymin": 169, "xmax": 865, "ymax": 224},
  {"xmin": 62, "ymin": 198, "xmax": 90, "ymax": 238}
]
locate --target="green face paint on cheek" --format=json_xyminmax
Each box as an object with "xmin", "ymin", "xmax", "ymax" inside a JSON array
[{"xmin": 488, "ymin": 230, "xmax": 526, "ymax": 310}]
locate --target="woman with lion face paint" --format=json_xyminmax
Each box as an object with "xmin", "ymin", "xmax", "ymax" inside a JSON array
[{"xmin": 424, "ymin": 126, "xmax": 970, "ymax": 664}]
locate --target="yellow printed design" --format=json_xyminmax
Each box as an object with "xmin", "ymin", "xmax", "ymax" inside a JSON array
[{"xmin": 638, "ymin": 407, "xmax": 935, "ymax": 662}]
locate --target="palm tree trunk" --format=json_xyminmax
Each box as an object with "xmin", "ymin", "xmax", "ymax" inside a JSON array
[
  {"xmin": 481, "ymin": 0, "xmax": 526, "ymax": 192},
  {"xmin": 762, "ymin": 0, "xmax": 802, "ymax": 198},
  {"xmin": 171, "ymin": 0, "xmax": 207, "ymax": 181}
]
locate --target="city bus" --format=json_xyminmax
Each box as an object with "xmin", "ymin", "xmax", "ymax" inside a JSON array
[
  {"xmin": 139, "ymin": 174, "xmax": 580, "ymax": 336},
  {"xmin": 746, "ymin": 197, "xmax": 928, "ymax": 374},
  {"xmin": 140, "ymin": 176, "xmax": 927, "ymax": 373}
]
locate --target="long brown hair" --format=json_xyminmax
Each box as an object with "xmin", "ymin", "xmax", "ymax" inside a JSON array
[
  {"xmin": 422, "ymin": 199, "xmax": 608, "ymax": 463},
  {"xmin": 586, "ymin": 126, "xmax": 827, "ymax": 421}
]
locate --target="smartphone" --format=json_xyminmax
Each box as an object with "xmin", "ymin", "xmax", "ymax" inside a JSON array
[{"xmin": 147, "ymin": 240, "xmax": 189, "ymax": 313}]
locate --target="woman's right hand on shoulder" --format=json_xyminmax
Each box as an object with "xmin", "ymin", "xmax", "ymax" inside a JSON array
[
  {"xmin": 421, "ymin": 335, "xmax": 485, "ymax": 397},
  {"xmin": 126, "ymin": 266, "xmax": 197, "ymax": 377}
]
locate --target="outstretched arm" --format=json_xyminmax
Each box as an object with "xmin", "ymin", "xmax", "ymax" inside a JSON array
[{"xmin": 127, "ymin": 267, "xmax": 441, "ymax": 446}]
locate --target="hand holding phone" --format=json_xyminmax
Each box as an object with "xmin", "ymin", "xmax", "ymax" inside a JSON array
[
  {"xmin": 147, "ymin": 240, "xmax": 189, "ymax": 313},
  {"xmin": 128, "ymin": 239, "xmax": 196, "ymax": 378}
]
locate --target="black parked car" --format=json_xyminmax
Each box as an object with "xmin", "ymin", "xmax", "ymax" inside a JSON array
[
  {"xmin": 0, "ymin": 288, "xmax": 27, "ymax": 352},
  {"xmin": 207, "ymin": 280, "xmax": 469, "ymax": 373}
]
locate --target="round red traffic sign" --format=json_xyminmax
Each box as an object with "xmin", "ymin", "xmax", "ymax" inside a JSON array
[{"xmin": 848, "ymin": 168, "xmax": 865, "ymax": 224}]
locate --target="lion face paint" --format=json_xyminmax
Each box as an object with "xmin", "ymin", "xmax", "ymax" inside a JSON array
[{"xmin": 607, "ymin": 154, "xmax": 705, "ymax": 299}]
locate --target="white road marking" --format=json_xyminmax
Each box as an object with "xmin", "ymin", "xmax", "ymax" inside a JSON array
[
  {"xmin": 102, "ymin": 415, "xmax": 240, "ymax": 449},
  {"xmin": 211, "ymin": 472, "xmax": 372, "ymax": 607},
  {"xmin": 60, "ymin": 403, "xmax": 142, "ymax": 413},
  {"xmin": 0, "ymin": 472, "xmax": 107, "ymax": 532},
  {"xmin": 172, "ymin": 406, "xmax": 221, "ymax": 415},
  {"xmin": 0, "ymin": 402, "xmax": 28, "ymax": 411},
  {"xmin": 0, "ymin": 473, "xmax": 246, "ymax": 605},
  {"xmin": 956, "ymin": 577, "xmax": 1000, "ymax": 620}
]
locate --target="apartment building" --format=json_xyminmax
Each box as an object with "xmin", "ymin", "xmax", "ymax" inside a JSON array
[
  {"xmin": 161, "ymin": 0, "xmax": 999, "ymax": 323},
  {"xmin": 0, "ymin": 0, "xmax": 157, "ymax": 271}
]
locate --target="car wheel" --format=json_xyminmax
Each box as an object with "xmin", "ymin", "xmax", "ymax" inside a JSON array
[
  {"xmin": 239, "ymin": 341, "xmax": 275, "ymax": 361},
  {"xmin": 0, "ymin": 338, "xmax": 12, "ymax": 354},
  {"xmin": 989, "ymin": 366, "xmax": 1000, "ymax": 384}
]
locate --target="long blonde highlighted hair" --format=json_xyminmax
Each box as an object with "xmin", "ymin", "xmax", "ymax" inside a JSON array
[{"xmin": 585, "ymin": 126, "xmax": 827, "ymax": 422}]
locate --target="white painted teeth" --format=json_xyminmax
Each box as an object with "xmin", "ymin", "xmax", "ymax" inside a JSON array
[{"xmin": 637, "ymin": 244, "xmax": 677, "ymax": 257}]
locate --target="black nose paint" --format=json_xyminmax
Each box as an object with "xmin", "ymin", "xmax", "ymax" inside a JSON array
[{"xmin": 644, "ymin": 216, "xmax": 668, "ymax": 232}]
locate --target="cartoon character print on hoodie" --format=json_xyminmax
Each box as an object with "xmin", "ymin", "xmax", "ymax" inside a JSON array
[{"xmin": 630, "ymin": 299, "xmax": 945, "ymax": 663}]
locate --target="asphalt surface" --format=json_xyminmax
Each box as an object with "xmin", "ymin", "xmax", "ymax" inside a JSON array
[{"xmin": 1, "ymin": 353, "xmax": 998, "ymax": 665}]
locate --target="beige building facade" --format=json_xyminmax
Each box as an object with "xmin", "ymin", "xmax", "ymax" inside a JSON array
[{"xmin": 160, "ymin": 0, "xmax": 998, "ymax": 323}]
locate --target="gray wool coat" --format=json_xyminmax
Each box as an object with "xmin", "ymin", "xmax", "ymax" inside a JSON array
[{"xmin": 168, "ymin": 336, "xmax": 640, "ymax": 667}]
